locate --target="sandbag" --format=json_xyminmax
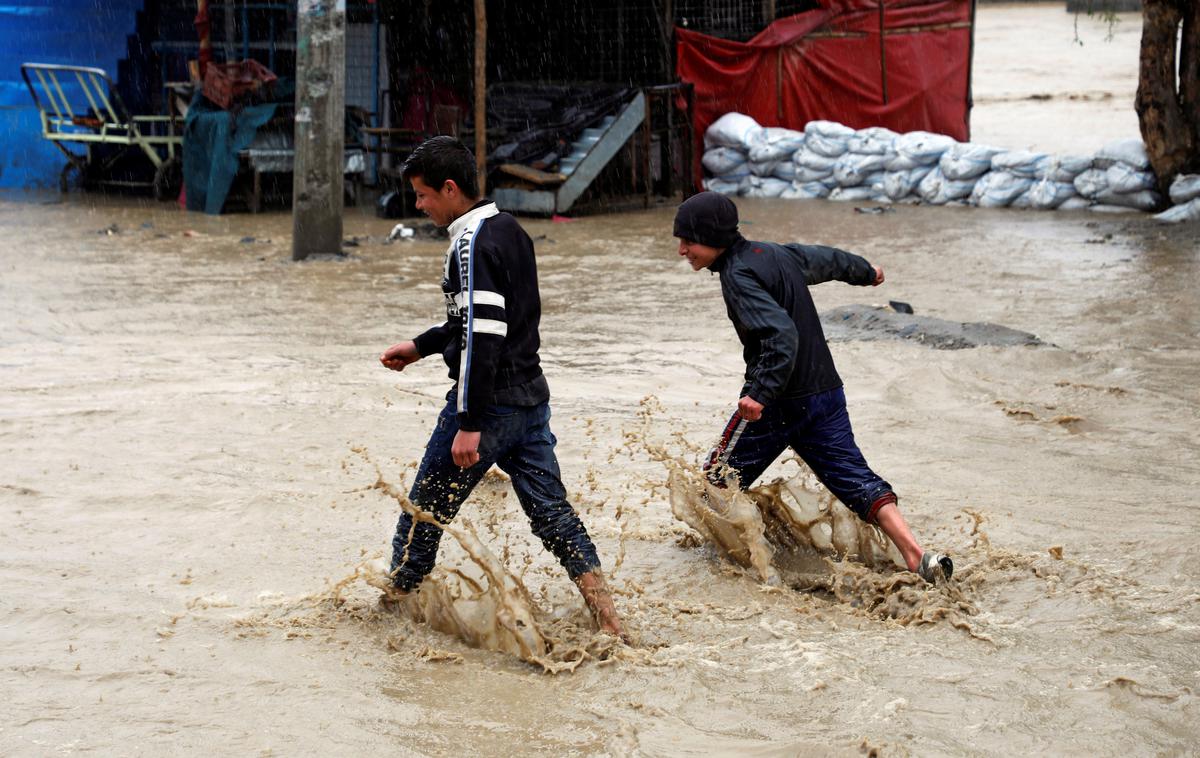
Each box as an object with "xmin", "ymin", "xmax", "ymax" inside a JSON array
[
  {"xmin": 806, "ymin": 133, "xmax": 850, "ymax": 158},
  {"xmin": 702, "ymin": 146, "xmax": 748, "ymax": 175},
  {"xmin": 940, "ymin": 143, "xmax": 1003, "ymax": 180},
  {"xmin": 970, "ymin": 171, "xmax": 1033, "ymax": 207},
  {"xmin": 882, "ymin": 165, "xmax": 934, "ymax": 200},
  {"xmin": 1154, "ymin": 197, "xmax": 1200, "ymax": 223},
  {"xmin": 1026, "ymin": 179, "xmax": 1078, "ymax": 210},
  {"xmin": 833, "ymin": 153, "xmax": 892, "ymax": 186},
  {"xmin": 749, "ymin": 159, "xmax": 781, "ymax": 177},
  {"xmin": 991, "ymin": 150, "xmax": 1048, "ymax": 178},
  {"xmin": 1094, "ymin": 138, "xmax": 1150, "ymax": 170},
  {"xmin": 748, "ymin": 128, "xmax": 806, "ymax": 162},
  {"xmin": 1058, "ymin": 196, "xmax": 1092, "ymax": 211},
  {"xmin": 1105, "ymin": 163, "xmax": 1156, "ymax": 194},
  {"xmin": 1088, "ymin": 204, "xmax": 1140, "ymax": 214},
  {"xmin": 1093, "ymin": 188, "xmax": 1163, "ymax": 211},
  {"xmin": 847, "ymin": 127, "xmax": 899, "ymax": 155},
  {"xmin": 703, "ymin": 177, "xmax": 741, "ymax": 196},
  {"xmin": 794, "ymin": 149, "xmax": 838, "ymax": 172},
  {"xmin": 1073, "ymin": 168, "xmax": 1109, "ymax": 199},
  {"xmin": 828, "ymin": 186, "xmax": 878, "ymax": 202},
  {"xmin": 893, "ymin": 131, "xmax": 956, "ymax": 165},
  {"xmin": 772, "ymin": 161, "xmax": 798, "ymax": 182},
  {"xmin": 706, "ymin": 112, "xmax": 766, "ymax": 150},
  {"xmin": 917, "ymin": 166, "xmax": 976, "ymax": 205},
  {"xmin": 794, "ymin": 165, "xmax": 833, "ymax": 183},
  {"xmin": 1038, "ymin": 154, "xmax": 1093, "ymax": 182},
  {"xmin": 1168, "ymin": 174, "xmax": 1200, "ymax": 205},
  {"xmin": 804, "ymin": 120, "xmax": 855, "ymax": 139},
  {"xmin": 742, "ymin": 175, "xmax": 791, "ymax": 198},
  {"xmin": 786, "ymin": 181, "xmax": 833, "ymax": 199},
  {"xmin": 804, "ymin": 123, "xmax": 851, "ymax": 157}
]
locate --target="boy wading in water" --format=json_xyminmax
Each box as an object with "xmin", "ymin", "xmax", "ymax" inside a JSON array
[
  {"xmin": 673, "ymin": 191, "xmax": 953, "ymax": 583},
  {"xmin": 378, "ymin": 137, "xmax": 626, "ymax": 639}
]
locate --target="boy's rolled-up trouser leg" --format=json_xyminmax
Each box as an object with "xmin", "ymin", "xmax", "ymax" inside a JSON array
[{"xmin": 786, "ymin": 388, "xmax": 895, "ymax": 523}]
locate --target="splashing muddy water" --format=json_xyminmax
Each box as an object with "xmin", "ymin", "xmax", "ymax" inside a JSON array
[
  {"xmin": 3, "ymin": 185, "xmax": 1198, "ymax": 754},
  {"xmin": 3, "ymin": 10, "xmax": 1200, "ymax": 748}
]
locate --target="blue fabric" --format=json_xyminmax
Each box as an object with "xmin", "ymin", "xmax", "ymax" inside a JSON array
[
  {"xmin": 0, "ymin": 0, "xmax": 143, "ymax": 188},
  {"xmin": 390, "ymin": 394, "xmax": 601, "ymax": 591},
  {"xmin": 182, "ymin": 93, "xmax": 277, "ymax": 214},
  {"xmin": 704, "ymin": 387, "xmax": 893, "ymax": 521}
]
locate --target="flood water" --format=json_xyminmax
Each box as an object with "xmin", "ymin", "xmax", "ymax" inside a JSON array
[{"xmin": 2, "ymin": 4, "xmax": 1198, "ymax": 757}]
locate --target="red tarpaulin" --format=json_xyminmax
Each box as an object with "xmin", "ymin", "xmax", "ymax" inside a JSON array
[{"xmin": 677, "ymin": 0, "xmax": 974, "ymax": 185}]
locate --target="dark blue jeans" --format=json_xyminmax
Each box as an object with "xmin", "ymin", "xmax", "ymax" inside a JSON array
[
  {"xmin": 390, "ymin": 393, "xmax": 601, "ymax": 592},
  {"xmin": 704, "ymin": 387, "xmax": 895, "ymax": 522}
]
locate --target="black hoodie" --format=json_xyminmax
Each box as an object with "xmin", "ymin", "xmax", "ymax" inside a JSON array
[{"xmin": 708, "ymin": 238, "xmax": 877, "ymax": 404}]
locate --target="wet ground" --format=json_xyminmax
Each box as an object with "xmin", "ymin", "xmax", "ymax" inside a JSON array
[{"xmin": 3, "ymin": 4, "xmax": 1198, "ymax": 757}]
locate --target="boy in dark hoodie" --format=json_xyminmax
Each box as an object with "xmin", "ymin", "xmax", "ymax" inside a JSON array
[{"xmin": 673, "ymin": 191, "xmax": 953, "ymax": 583}]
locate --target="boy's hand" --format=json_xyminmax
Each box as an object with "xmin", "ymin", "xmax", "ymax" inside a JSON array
[
  {"xmin": 737, "ymin": 395, "xmax": 764, "ymax": 422},
  {"xmin": 872, "ymin": 265, "xmax": 885, "ymax": 286},
  {"xmin": 381, "ymin": 340, "xmax": 421, "ymax": 371},
  {"xmin": 452, "ymin": 430, "xmax": 482, "ymax": 468}
]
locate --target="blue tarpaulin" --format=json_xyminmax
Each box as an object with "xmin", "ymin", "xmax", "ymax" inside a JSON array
[
  {"xmin": 183, "ymin": 94, "xmax": 277, "ymax": 214},
  {"xmin": 0, "ymin": 0, "xmax": 144, "ymax": 189}
]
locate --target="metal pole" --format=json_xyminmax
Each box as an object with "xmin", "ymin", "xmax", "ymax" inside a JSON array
[
  {"xmin": 474, "ymin": 0, "xmax": 487, "ymax": 194},
  {"xmin": 293, "ymin": 0, "xmax": 346, "ymax": 261}
]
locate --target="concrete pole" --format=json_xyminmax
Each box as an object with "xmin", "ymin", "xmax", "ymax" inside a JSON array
[{"xmin": 293, "ymin": 0, "xmax": 345, "ymax": 261}]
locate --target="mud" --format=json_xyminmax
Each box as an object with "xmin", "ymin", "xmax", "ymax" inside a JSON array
[
  {"xmin": 3, "ymin": 6, "xmax": 1200, "ymax": 756},
  {"xmin": 821, "ymin": 304, "xmax": 1044, "ymax": 349}
]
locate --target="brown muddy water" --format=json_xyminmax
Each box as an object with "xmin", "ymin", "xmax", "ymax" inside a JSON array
[
  {"xmin": 2, "ymin": 190, "xmax": 1197, "ymax": 756},
  {"xmin": 3, "ymin": 6, "xmax": 1198, "ymax": 755}
]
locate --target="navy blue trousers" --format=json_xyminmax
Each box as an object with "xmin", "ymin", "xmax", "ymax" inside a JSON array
[
  {"xmin": 704, "ymin": 387, "xmax": 895, "ymax": 522},
  {"xmin": 390, "ymin": 394, "xmax": 601, "ymax": 592}
]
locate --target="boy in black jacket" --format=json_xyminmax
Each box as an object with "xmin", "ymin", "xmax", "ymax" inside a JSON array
[
  {"xmin": 379, "ymin": 137, "xmax": 625, "ymax": 638},
  {"xmin": 673, "ymin": 191, "xmax": 953, "ymax": 583}
]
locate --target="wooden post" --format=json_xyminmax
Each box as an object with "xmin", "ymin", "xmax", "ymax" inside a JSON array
[
  {"xmin": 293, "ymin": 0, "xmax": 346, "ymax": 261},
  {"xmin": 474, "ymin": 0, "xmax": 487, "ymax": 195},
  {"xmin": 194, "ymin": 0, "xmax": 211, "ymax": 79},
  {"xmin": 643, "ymin": 90, "xmax": 652, "ymax": 208}
]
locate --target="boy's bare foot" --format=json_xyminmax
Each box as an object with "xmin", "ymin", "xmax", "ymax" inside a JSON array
[{"xmin": 574, "ymin": 569, "xmax": 630, "ymax": 644}]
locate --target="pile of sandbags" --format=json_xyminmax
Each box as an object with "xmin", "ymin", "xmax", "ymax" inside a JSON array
[
  {"xmin": 700, "ymin": 113, "xmax": 1182, "ymax": 217},
  {"xmin": 1155, "ymin": 174, "xmax": 1200, "ymax": 223}
]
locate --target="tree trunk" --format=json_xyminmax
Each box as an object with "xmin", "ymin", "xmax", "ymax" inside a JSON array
[
  {"xmin": 1136, "ymin": 0, "xmax": 1195, "ymax": 197},
  {"xmin": 1181, "ymin": 0, "xmax": 1200, "ymax": 151}
]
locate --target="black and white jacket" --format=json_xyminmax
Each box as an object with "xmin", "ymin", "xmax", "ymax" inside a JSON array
[{"xmin": 412, "ymin": 200, "xmax": 550, "ymax": 431}]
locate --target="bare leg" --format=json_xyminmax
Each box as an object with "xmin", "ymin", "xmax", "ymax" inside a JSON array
[
  {"xmin": 874, "ymin": 503, "xmax": 923, "ymax": 573},
  {"xmin": 574, "ymin": 569, "xmax": 629, "ymax": 643}
]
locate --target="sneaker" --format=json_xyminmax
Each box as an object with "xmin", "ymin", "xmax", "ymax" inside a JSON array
[{"xmin": 917, "ymin": 551, "xmax": 954, "ymax": 584}]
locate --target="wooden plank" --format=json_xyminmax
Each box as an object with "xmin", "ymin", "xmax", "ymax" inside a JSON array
[{"xmin": 498, "ymin": 163, "xmax": 566, "ymax": 186}]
